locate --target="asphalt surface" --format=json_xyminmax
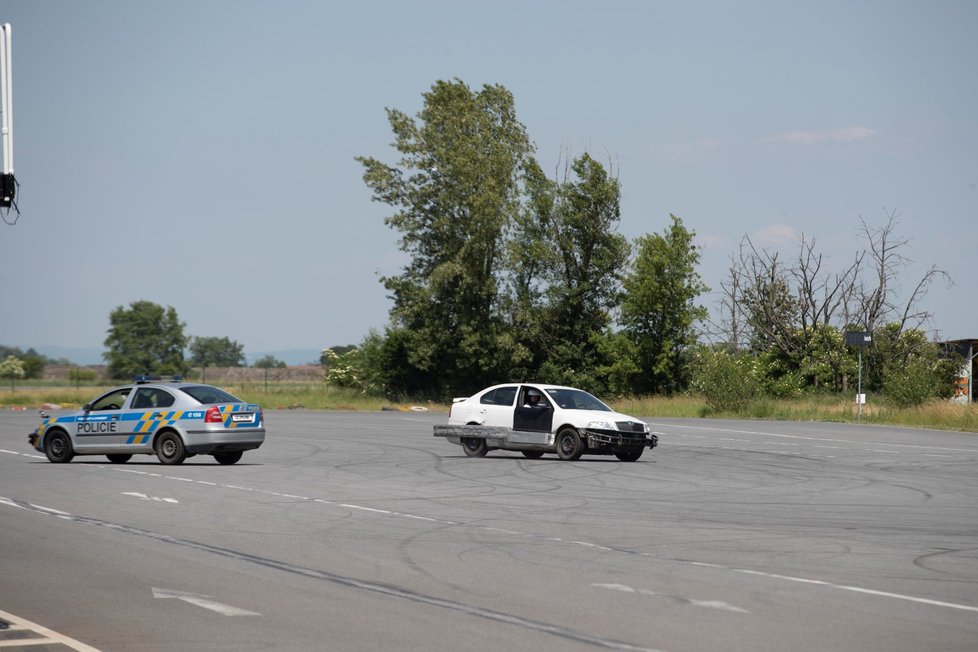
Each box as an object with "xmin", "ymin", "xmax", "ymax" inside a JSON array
[{"xmin": 1, "ymin": 409, "xmax": 976, "ymax": 651}]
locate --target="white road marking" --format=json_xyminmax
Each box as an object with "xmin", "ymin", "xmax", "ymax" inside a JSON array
[
  {"xmin": 728, "ymin": 568, "xmax": 978, "ymax": 613},
  {"xmin": 4, "ymin": 436, "xmax": 977, "ymax": 618},
  {"xmin": 122, "ymin": 492, "xmax": 178, "ymax": 503},
  {"xmin": 647, "ymin": 422, "xmax": 978, "ymax": 453},
  {"xmin": 593, "ymin": 583, "xmax": 749, "ymax": 613},
  {"xmin": 151, "ymin": 587, "xmax": 260, "ymax": 616},
  {"xmin": 0, "ymin": 607, "xmax": 102, "ymax": 651}
]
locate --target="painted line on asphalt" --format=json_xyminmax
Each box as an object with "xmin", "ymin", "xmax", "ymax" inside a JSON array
[
  {"xmin": 4, "ymin": 447, "xmax": 978, "ymax": 617},
  {"xmin": 593, "ymin": 583, "xmax": 749, "ymax": 613},
  {"xmin": 650, "ymin": 422, "xmax": 978, "ymax": 453},
  {"xmin": 0, "ymin": 607, "xmax": 101, "ymax": 651},
  {"xmin": 0, "ymin": 497, "xmax": 661, "ymax": 652},
  {"xmin": 729, "ymin": 567, "xmax": 978, "ymax": 614}
]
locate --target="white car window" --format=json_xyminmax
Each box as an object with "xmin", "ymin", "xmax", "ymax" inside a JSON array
[{"xmin": 480, "ymin": 387, "xmax": 517, "ymax": 406}]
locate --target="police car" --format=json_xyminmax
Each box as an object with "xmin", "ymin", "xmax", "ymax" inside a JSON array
[{"xmin": 28, "ymin": 376, "xmax": 265, "ymax": 465}]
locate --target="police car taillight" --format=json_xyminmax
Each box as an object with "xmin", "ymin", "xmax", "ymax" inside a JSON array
[{"xmin": 204, "ymin": 406, "xmax": 224, "ymax": 423}]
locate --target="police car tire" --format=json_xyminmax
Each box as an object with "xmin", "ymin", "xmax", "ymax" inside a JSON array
[
  {"xmin": 45, "ymin": 430, "xmax": 74, "ymax": 463},
  {"xmin": 556, "ymin": 428, "xmax": 585, "ymax": 461},
  {"xmin": 155, "ymin": 432, "xmax": 187, "ymax": 465},
  {"xmin": 213, "ymin": 451, "xmax": 242, "ymax": 465},
  {"xmin": 106, "ymin": 454, "xmax": 132, "ymax": 464}
]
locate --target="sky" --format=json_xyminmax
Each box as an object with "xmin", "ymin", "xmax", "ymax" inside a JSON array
[{"xmin": 1, "ymin": 0, "xmax": 975, "ymax": 365}]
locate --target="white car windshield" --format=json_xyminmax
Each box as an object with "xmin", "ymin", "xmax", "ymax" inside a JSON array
[{"xmin": 544, "ymin": 388, "xmax": 611, "ymax": 411}]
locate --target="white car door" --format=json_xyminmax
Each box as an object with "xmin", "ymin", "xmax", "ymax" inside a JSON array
[{"xmin": 476, "ymin": 386, "xmax": 518, "ymax": 428}]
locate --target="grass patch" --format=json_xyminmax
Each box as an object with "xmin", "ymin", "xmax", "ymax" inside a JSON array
[
  {"xmin": 0, "ymin": 382, "xmax": 443, "ymax": 413},
  {"xmin": 3, "ymin": 383, "xmax": 976, "ymax": 433},
  {"xmin": 614, "ymin": 393, "xmax": 978, "ymax": 433}
]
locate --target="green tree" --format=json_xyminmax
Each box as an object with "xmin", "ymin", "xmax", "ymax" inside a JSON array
[
  {"xmin": 867, "ymin": 323, "xmax": 955, "ymax": 402},
  {"xmin": 620, "ymin": 214, "xmax": 709, "ymax": 393},
  {"xmin": 523, "ymin": 153, "xmax": 630, "ymax": 391},
  {"xmin": 319, "ymin": 345, "xmax": 356, "ymax": 365},
  {"xmin": 253, "ymin": 355, "xmax": 286, "ymax": 369},
  {"xmin": 22, "ymin": 354, "xmax": 44, "ymax": 379},
  {"xmin": 0, "ymin": 346, "xmax": 46, "ymax": 379},
  {"xmin": 103, "ymin": 301, "xmax": 187, "ymax": 379},
  {"xmin": 357, "ymin": 79, "xmax": 534, "ymax": 398},
  {"xmin": 189, "ymin": 336, "xmax": 246, "ymax": 368},
  {"xmin": 0, "ymin": 355, "xmax": 25, "ymax": 390}
]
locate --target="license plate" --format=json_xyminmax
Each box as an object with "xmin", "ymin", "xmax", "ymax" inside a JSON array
[{"xmin": 231, "ymin": 414, "xmax": 255, "ymax": 423}]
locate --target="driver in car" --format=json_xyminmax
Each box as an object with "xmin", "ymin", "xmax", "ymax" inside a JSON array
[{"xmin": 523, "ymin": 388, "xmax": 545, "ymax": 408}]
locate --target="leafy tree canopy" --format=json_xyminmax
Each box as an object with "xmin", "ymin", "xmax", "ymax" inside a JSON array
[
  {"xmin": 621, "ymin": 214, "xmax": 709, "ymax": 393},
  {"xmin": 357, "ymin": 79, "xmax": 535, "ymax": 397},
  {"xmin": 253, "ymin": 355, "xmax": 286, "ymax": 369},
  {"xmin": 189, "ymin": 336, "xmax": 246, "ymax": 367},
  {"xmin": 103, "ymin": 301, "xmax": 187, "ymax": 379}
]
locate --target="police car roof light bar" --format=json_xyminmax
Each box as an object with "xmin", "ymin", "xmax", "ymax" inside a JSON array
[{"xmin": 133, "ymin": 375, "xmax": 184, "ymax": 384}]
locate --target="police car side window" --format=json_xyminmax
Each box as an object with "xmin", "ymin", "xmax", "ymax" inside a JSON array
[
  {"xmin": 480, "ymin": 390, "xmax": 497, "ymax": 405},
  {"xmin": 154, "ymin": 390, "xmax": 175, "ymax": 408},
  {"xmin": 93, "ymin": 389, "xmax": 129, "ymax": 410},
  {"xmin": 132, "ymin": 389, "xmax": 155, "ymax": 409}
]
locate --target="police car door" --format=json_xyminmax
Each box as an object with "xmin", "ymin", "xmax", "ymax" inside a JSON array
[
  {"xmin": 123, "ymin": 387, "xmax": 170, "ymax": 449},
  {"xmin": 73, "ymin": 387, "xmax": 131, "ymax": 451}
]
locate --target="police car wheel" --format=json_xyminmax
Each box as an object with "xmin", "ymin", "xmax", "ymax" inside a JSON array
[
  {"xmin": 45, "ymin": 430, "xmax": 74, "ymax": 463},
  {"xmin": 106, "ymin": 454, "xmax": 132, "ymax": 464},
  {"xmin": 155, "ymin": 432, "xmax": 187, "ymax": 465},
  {"xmin": 213, "ymin": 451, "xmax": 242, "ymax": 465}
]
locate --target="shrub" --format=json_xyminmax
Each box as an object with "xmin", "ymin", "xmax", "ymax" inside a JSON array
[
  {"xmin": 690, "ymin": 349, "xmax": 760, "ymax": 413},
  {"xmin": 882, "ymin": 357, "xmax": 946, "ymax": 408}
]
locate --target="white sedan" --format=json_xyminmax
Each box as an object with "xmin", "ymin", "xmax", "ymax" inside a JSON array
[{"xmin": 433, "ymin": 383, "xmax": 658, "ymax": 461}]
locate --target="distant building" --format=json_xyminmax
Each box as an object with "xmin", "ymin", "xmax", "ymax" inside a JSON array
[{"xmin": 942, "ymin": 339, "xmax": 978, "ymax": 403}]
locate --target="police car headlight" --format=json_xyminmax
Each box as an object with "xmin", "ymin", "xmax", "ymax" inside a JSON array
[{"xmin": 588, "ymin": 420, "xmax": 614, "ymax": 430}]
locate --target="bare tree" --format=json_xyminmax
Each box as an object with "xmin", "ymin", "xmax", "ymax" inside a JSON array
[
  {"xmin": 855, "ymin": 209, "xmax": 952, "ymax": 332},
  {"xmin": 789, "ymin": 233, "xmax": 863, "ymax": 331}
]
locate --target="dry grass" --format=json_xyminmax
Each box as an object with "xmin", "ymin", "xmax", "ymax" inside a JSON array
[{"xmin": 3, "ymin": 384, "xmax": 976, "ymax": 433}]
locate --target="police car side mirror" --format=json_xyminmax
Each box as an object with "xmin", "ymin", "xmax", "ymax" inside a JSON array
[{"xmin": 82, "ymin": 403, "xmax": 92, "ymax": 412}]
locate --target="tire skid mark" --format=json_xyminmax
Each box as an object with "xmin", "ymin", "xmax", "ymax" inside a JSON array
[{"xmin": 0, "ymin": 496, "xmax": 661, "ymax": 652}]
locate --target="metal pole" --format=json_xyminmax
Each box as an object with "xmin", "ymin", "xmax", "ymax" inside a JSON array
[
  {"xmin": 857, "ymin": 349, "xmax": 863, "ymax": 419},
  {"xmin": 970, "ymin": 343, "xmax": 976, "ymax": 404},
  {"xmin": 1, "ymin": 23, "xmax": 12, "ymax": 175}
]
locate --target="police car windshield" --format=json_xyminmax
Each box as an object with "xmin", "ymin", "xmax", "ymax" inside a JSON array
[
  {"xmin": 179, "ymin": 385, "xmax": 243, "ymax": 405},
  {"xmin": 544, "ymin": 388, "xmax": 612, "ymax": 411}
]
